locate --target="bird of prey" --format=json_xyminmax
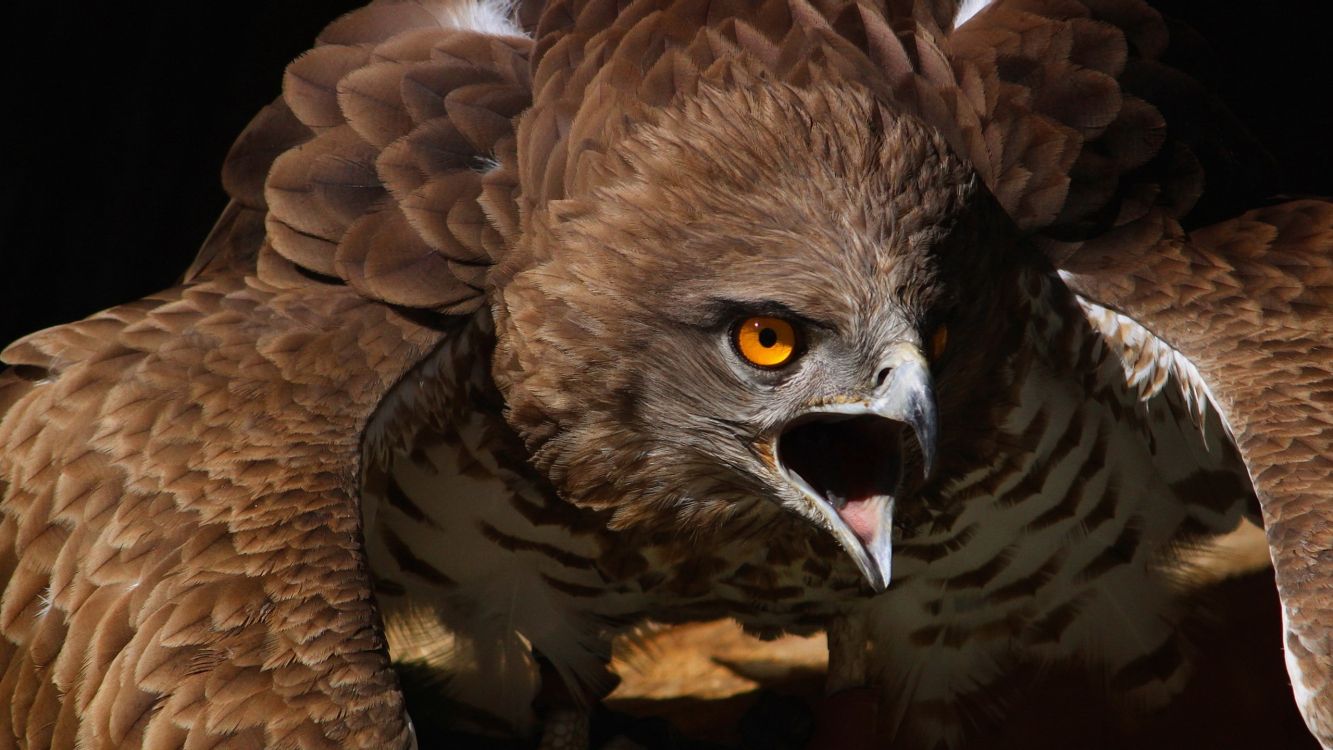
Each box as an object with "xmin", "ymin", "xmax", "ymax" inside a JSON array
[{"xmin": 0, "ymin": 0, "xmax": 1325, "ymax": 749}]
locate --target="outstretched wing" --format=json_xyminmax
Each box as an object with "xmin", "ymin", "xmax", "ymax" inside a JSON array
[
  {"xmin": 936, "ymin": 5, "xmax": 1331, "ymax": 741},
  {"xmin": 1062, "ymin": 199, "xmax": 1333, "ymax": 748},
  {"xmin": 0, "ymin": 275, "xmax": 442, "ymax": 749},
  {"xmin": 0, "ymin": 1, "xmax": 533, "ymax": 747}
]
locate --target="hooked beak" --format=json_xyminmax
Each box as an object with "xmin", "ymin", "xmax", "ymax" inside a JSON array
[{"xmin": 774, "ymin": 344, "xmax": 938, "ymax": 591}]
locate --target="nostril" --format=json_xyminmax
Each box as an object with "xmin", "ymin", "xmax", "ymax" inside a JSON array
[{"xmin": 876, "ymin": 367, "xmax": 892, "ymax": 388}]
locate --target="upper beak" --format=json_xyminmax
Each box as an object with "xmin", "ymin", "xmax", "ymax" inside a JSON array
[{"xmin": 774, "ymin": 343, "xmax": 938, "ymax": 591}]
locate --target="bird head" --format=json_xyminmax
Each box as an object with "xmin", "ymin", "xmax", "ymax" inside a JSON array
[{"xmin": 493, "ymin": 81, "xmax": 1026, "ymax": 590}]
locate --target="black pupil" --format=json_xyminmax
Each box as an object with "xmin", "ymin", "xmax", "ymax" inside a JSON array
[{"xmin": 758, "ymin": 327, "xmax": 779, "ymax": 348}]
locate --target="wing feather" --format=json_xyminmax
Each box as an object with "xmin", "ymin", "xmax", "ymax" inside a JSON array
[
  {"xmin": 1, "ymin": 1, "xmax": 535, "ymax": 747},
  {"xmin": 1, "ymin": 0, "xmax": 1312, "ymax": 746},
  {"xmin": 201, "ymin": 0, "xmax": 532, "ymax": 314},
  {"xmin": 1062, "ymin": 199, "xmax": 1333, "ymax": 747},
  {"xmin": 0, "ymin": 271, "xmax": 443, "ymax": 749}
]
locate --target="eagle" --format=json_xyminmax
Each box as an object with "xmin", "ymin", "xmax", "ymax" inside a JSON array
[{"xmin": 0, "ymin": 0, "xmax": 1327, "ymax": 749}]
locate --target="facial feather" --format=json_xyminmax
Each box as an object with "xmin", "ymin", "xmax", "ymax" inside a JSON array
[{"xmin": 494, "ymin": 79, "xmax": 1030, "ymax": 557}]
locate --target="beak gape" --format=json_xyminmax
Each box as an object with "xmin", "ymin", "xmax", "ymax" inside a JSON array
[{"xmin": 775, "ymin": 347, "xmax": 937, "ymax": 591}]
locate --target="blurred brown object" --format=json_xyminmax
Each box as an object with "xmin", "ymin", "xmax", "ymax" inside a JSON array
[
  {"xmin": 395, "ymin": 521, "xmax": 1309, "ymax": 748},
  {"xmin": 608, "ymin": 621, "xmax": 826, "ymax": 744},
  {"xmin": 607, "ymin": 537, "xmax": 1315, "ymax": 749}
]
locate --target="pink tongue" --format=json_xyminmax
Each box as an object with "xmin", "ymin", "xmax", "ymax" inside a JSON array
[{"xmin": 837, "ymin": 498, "xmax": 880, "ymax": 545}]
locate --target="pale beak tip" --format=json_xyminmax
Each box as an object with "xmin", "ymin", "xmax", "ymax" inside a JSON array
[
  {"xmin": 864, "ymin": 532, "xmax": 894, "ymax": 592},
  {"xmin": 868, "ymin": 574, "xmax": 889, "ymax": 593}
]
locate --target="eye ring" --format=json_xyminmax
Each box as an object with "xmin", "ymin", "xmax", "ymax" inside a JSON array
[{"xmin": 734, "ymin": 316, "xmax": 800, "ymax": 369}]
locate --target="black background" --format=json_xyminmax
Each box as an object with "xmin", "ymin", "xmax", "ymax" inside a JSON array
[{"xmin": 2, "ymin": 2, "xmax": 1331, "ymax": 347}]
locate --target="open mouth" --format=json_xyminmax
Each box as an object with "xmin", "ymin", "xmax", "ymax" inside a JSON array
[
  {"xmin": 777, "ymin": 413, "xmax": 904, "ymax": 546},
  {"xmin": 770, "ymin": 346, "xmax": 937, "ymax": 590}
]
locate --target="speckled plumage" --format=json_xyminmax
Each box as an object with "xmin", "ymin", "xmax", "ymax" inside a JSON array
[{"xmin": 0, "ymin": 1, "xmax": 1326, "ymax": 749}]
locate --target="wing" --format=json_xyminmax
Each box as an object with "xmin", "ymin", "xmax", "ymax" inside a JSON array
[
  {"xmin": 0, "ymin": 275, "xmax": 443, "ymax": 749},
  {"xmin": 0, "ymin": 0, "xmax": 535, "ymax": 747},
  {"xmin": 503, "ymin": 0, "xmax": 1266, "ymax": 257},
  {"xmin": 940, "ymin": 6, "xmax": 1331, "ymax": 740},
  {"xmin": 1061, "ymin": 199, "xmax": 1333, "ymax": 748},
  {"xmin": 193, "ymin": 0, "xmax": 531, "ymax": 311},
  {"xmin": 935, "ymin": 0, "xmax": 1270, "ymax": 243}
]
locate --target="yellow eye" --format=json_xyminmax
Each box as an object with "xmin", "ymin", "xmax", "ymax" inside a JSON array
[
  {"xmin": 931, "ymin": 325, "xmax": 949, "ymax": 360},
  {"xmin": 735, "ymin": 316, "xmax": 798, "ymax": 368}
]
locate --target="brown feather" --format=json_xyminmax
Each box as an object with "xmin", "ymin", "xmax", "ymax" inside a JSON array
[
  {"xmin": 1063, "ymin": 199, "xmax": 1333, "ymax": 745},
  {"xmin": 0, "ymin": 1, "xmax": 1308, "ymax": 747}
]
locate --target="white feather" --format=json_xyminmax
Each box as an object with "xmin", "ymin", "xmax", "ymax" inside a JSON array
[
  {"xmin": 1065, "ymin": 281, "xmax": 1236, "ymax": 443},
  {"xmin": 1282, "ymin": 606, "xmax": 1320, "ymax": 725},
  {"xmin": 35, "ymin": 585, "xmax": 53, "ymax": 618},
  {"xmin": 952, "ymin": 0, "xmax": 995, "ymax": 29},
  {"xmin": 436, "ymin": 0, "xmax": 526, "ymax": 37}
]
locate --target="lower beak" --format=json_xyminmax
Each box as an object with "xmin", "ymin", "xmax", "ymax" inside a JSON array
[{"xmin": 774, "ymin": 346, "xmax": 938, "ymax": 591}]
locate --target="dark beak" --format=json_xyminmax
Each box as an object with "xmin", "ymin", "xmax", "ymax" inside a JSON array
[{"xmin": 775, "ymin": 345, "xmax": 937, "ymax": 590}]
